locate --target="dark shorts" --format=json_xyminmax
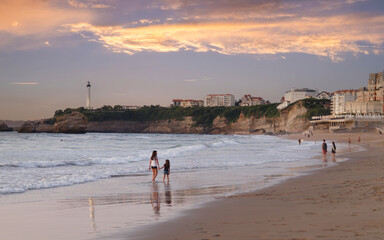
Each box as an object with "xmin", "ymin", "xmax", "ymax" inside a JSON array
[
  {"xmin": 164, "ymin": 170, "xmax": 169, "ymax": 175},
  {"xmin": 151, "ymin": 166, "xmax": 157, "ymax": 169},
  {"xmin": 322, "ymin": 149, "xmax": 327, "ymax": 154}
]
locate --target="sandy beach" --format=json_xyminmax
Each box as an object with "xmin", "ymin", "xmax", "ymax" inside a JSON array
[{"xmin": 127, "ymin": 131, "xmax": 384, "ymax": 240}]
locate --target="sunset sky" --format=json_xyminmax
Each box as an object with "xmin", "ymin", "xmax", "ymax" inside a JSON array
[{"xmin": 1, "ymin": 0, "xmax": 384, "ymax": 120}]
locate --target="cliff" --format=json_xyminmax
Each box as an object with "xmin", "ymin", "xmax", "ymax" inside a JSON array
[
  {"xmin": 87, "ymin": 101, "xmax": 310, "ymax": 134},
  {"xmin": 16, "ymin": 100, "xmax": 315, "ymax": 134},
  {"xmin": 18, "ymin": 112, "xmax": 87, "ymax": 134},
  {"xmin": 0, "ymin": 122, "xmax": 13, "ymax": 132}
]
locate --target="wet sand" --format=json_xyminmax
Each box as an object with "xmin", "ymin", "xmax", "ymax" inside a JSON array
[{"xmin": 127, "ymin": 131, "xmax": 384, "ymax": 240}]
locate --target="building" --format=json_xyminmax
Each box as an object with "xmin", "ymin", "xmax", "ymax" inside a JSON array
[
  {"xmin": 204, "ymin": 94, "xmax": 235, "ymax": 107},
  {"xmin": 239, "ymin": 95, "xmax": 266, "ymax": 106},
  {"xmin": 343, "ymin": 72, "xmax": 384, "ymax": 114},
  {"xmin": 122, "ymin": 105, "xmax": 141, "ymax": 110},
  {"xmin": 172, "ymin": 99, "xmax": 204, "ymax": 107},
  {"xmin": 277, "ymin": 88, "xmax": 318, "ymax": 109},
  {"xmin": 331, "ymin": 90, "xmax": 357, "ymax": 115},
  {"xmin": 316, "ymin": 91, "xmax": 332, "ymax": 100}
]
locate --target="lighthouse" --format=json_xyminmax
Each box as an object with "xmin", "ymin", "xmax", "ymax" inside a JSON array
[{"xmin": 86, "ymin": 81, "xmax": 91, "ymax": 109}]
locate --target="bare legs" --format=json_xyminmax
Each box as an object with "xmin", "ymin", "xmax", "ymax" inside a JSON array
[
  {"xmin": 163, "ymin": 174, "xmax": 169, "ymax": 183},
  {"xmin": 152, "ymin": 168, "xmax": 158, "ymax": 182}
]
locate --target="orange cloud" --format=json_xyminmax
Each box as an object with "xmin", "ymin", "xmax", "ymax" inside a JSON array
[
  {"xmin": 10, "ymin": 82, "xmax": 39, "ymax": 85},
  {"xmin": 0, "ymin": 0, "xmax": 92, "ymax": 50},
  {"xmin": 65, "ymin": 14, "xmax": 384, "ymax": 61}
]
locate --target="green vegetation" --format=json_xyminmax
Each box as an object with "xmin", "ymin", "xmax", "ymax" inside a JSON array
[
  {"xmin": 54, "ymin": 103, "xmax": 280, "ymax": 128},
  {"xmin": 301, "ymin": 98, "xmax": 331, "ymax": 119}
]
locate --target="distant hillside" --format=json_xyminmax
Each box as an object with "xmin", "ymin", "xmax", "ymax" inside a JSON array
[{"xmin": 0, "ymin": 120, "xmax": 25, "ymax": 128}]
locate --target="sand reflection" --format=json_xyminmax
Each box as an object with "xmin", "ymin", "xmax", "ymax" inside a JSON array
[
  {"xmin": 88, "ymin": 197, "xmax": 96, "ymax": 232},
  {"xmin": 164, "ymin": 183, "xmax": 172, "ymax": 206},
  {"xmin": 150, "ymin": 182, "xmax": 160, "ymax": 216}
]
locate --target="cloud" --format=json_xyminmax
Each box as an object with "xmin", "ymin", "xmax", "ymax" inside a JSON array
[
  {"xmin": 10, "ymin": 82, "xmax": 39, "ymax": 85},
  {"xmin": 0, "ymin": 0, "xmax": 92, "ymax": 50},
  {"xmin": 65, "ymin": 13, "xmax": 384, "ymax": 61},
  {"xmin": 183, "ymin": 76, "xmax": 212, "ymax": 82},
  {"xmin": 67, "ymin": 0, "xmax": 111, "ymax": 9}
]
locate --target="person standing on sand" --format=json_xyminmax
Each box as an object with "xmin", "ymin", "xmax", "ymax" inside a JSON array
[
  {"xmin": 331, "ymin": 141, "xmax": 336, "ymax": 162},
  {"xmin": 149, "ymin": 150, "xmax": 160, "ymax": 182},
  {"xmin": 322, "ymin": 139, "xmax": 327, "ymax": 161},
  {"xmin": 358, "ymin": 136, "xmax": 361, "ymax": 144}
]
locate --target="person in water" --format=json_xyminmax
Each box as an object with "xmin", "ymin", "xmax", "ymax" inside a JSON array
[
  {"xmin": 149, "ymin": 150, "xmax": 160, "ymax": 182},
  {"xmin": 160, "ymin": 159, "xmax": 170, "ymax": 183},
  {"xmin": 322, "ymin": 139, "xmax": 327, "ymax": 161},
  {"xmin": 331, "ymin": 141, "xmax": 336, "ymax": 162}
]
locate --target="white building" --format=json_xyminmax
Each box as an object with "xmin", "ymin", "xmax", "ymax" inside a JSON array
[
  {"xmin": 172, "ymin": 99, "xmax": 204, "ymax": 107},
  {"xmin": 331, "ymin": 90, "xmax": 357, "ymax": 115},
  {"xmin": 205, "ymin": 94, "xmax": 235, "ymax": 107},
  {"xmin": 239, "ymin": 95, "xmax": 266, "ymax": 106},
  {"xmin": 316, "ymin": 91, "xmax": 332, "ymax": 100},
  {"xmin": 277, "ymin": 88, "xmax": 318, "ymax": 109}
]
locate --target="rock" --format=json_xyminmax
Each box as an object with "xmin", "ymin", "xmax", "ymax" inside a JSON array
[
  {"xmin": 17, "ymin": 122, "xmax": 36, "ymax": 133},
  {"xmin": 53, "ymin": 112, "xmax": 87, "ymax": 134},
  {"xmin": 0, "ymin": 122, "xmax": 12, "ymax": 131}
]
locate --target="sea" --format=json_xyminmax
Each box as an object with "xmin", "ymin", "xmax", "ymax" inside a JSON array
[
  {"xmin": 0, "ymin": 132, "xmax": 339, "ymax": 240},
  {"xmin": 0, "ymin": 132, "xmax": 325, "ymax": 195}
]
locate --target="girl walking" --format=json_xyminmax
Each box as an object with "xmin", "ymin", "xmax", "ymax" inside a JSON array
[{"xmin": 149, "ymin": 150, "xmax": 160, "ymax": 182}]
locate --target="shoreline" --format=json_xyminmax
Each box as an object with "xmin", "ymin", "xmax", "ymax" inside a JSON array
[{"xmin": 125, "ymin": 131, "xmax": 384, "ymax": 240}]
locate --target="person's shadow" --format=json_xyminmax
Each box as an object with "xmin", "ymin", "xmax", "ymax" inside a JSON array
[{"xmin": 150, "ymin": 182, "xmax": 160, "ymax": 215}]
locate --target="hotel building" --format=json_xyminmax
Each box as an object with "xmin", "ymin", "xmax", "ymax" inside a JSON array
[{"xmin": 345, "ymin": 72, "xmax": 384, "ymax": 114}]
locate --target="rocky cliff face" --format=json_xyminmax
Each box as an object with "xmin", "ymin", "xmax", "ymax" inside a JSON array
[
  {"xmin": 53, "ymin": 112, "xmax": 87, "ymax": 133},
  {"xmin": 18, "ymin": 112, "xmax": 87, "ymax": 134},
  {"xmin": 16, "ymin": 103, "xmax": 310, "ymax": 134},
  {"xmin": 0, "ymin": 123, "xmax": 13, "ymax": 131},
  {"xmin": 86, "ymin": 102, "xmax": 310, "ymax": 134}
]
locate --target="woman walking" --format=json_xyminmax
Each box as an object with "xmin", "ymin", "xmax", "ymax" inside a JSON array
[{"xmin": 149, "ymin": 150, "xmax": 160, "ymax": 182}]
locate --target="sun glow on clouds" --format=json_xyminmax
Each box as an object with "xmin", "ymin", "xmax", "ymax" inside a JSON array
[
  {"xmin": 66, "ymin": 14, "xmax": 384, "ymax": 61},
  {"xmin": 10, "ymin": 82, "xmax": 39, "ymax": 85}
]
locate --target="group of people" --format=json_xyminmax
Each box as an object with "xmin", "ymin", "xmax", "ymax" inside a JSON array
[
  {"xmin": 149, "ymin": 150, "xmax": 170, "ymax": 182},
  {"xmin": 321, "ymin": 139, "xmax": 337, "ymax": 162}
]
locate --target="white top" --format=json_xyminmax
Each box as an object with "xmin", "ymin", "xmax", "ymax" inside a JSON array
[{"xmin": 151, "ymin": 157, "xmax": 158, "ymax": 167}]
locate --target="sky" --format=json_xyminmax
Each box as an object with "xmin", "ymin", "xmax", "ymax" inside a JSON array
[{"xmin": 1, "ymin": 0, "xmax": 384, "ymax": 120}]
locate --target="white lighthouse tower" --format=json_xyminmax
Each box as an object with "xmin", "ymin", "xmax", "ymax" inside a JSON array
[{"xmin": 86, "ymin": 81, "xmax": 91, "ymax": 109}]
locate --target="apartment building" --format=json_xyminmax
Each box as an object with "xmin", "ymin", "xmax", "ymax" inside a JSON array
[
  {"xmin": 331, "ymin": 90, "xmax": 357, "ymax": 115},
  {"xmin": 204, "ymin": 94, "xmax": 235, "ymax": 107},
  {"xmin": 277, "ymin": 88, "xmax": 318, "ymax": 109}
]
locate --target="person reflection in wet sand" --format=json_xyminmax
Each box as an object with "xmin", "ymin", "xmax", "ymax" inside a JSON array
[
  {"xmin": 88, "ymin": 198, "xmax": 96, "ymax": 232},
  {"xmin": 164, "ymin": 182, "xmax": 172, "ymax": 206},
  {"xmin": 150, "ymin": 182, "xmax": 160, "ymax": 215}
]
